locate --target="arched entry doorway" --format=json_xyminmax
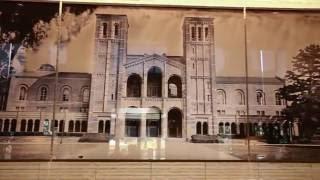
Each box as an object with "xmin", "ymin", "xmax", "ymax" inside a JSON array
[
  {"xmin": 168, "ymin": 108, "xmax": 182, "ymax": 138},
  {"xmin": 146, "ymin": 107, "xmax": 161, "ymax": 137},
  {"xmin": 125, "ymin": 107, "xmax": 141, "ymax": 137}
]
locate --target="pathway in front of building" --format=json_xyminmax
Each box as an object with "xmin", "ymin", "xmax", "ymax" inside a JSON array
[{"xmin": 1, "ymin": 136, "xmax": 320, "ymax": 161}]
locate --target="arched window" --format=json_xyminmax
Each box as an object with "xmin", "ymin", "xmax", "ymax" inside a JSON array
[
  {"xmin": 19, "ymin": 86, "xmax": 27, "ymax": 100},
  {"xmin": 98, "ymin": 120, "xmax": 104, "ymax": 133},
  {"xmin": 102, "ymin": 23, "xmax": 107, "ymax": 37},
  {"xmin": 191, "ymin": 26, "xmax": 196, "ymax": 41},
  {"xmin": 39, "ymin": 86, "xmax": 48, "ymax": 101},
  {"xmin": 75, "ymin": 121, "xmax": 81, "ymax": 132},
  {"xmin": 81, "ymin": 121, "xmax": 87, "ymax": 132},
  {"xmin": 3, "ymin": 119, "xmax": 10, "ymax": 132},
  {"xmin": 203, "ymin": 122, "xmax": 208, "ymax": 135},
  {"xmin": 54, "ymin": 120, "xmax": 58, "ymax": 130},
  {"xmin": 82, "ymin": 88, "xmax": 90, "ymax": 103},
  {"xmin": 0, "ymin": 119, "xmax": 2, "ymax": 132},
  {"xmin": 236, "ymin": 89, "xmax": 245, "ymax": 105},
  {"xmin": 59, "ymin": 120, "xmax": 64, "ymax": 132},
  {"xmin": 168, "ymin": 75, "xmax": 182, "ymax": 98},
  {"xmin": 225, "ymin": 122, "xmax": 231, "ymax": 134},
  {"xmin": 231, "ymin": 123, "xmax": 237, "ymax": 135},
  {"xmin": 275, "ymin": 92, "xmax": 282, "ymax": 105},
  {"xmin": 248, "ymin": 123, "xmax": 254, "ymax": 136},
  {"xmin": 34, "ymin": 119, "xmax": 40, "ymax": 132},
  {"xmin": 127, "ymin": 74, "xmax": 142, "ymax": 97},
  {"xmin": 62, "ymin": 87, "xmax": 71, "ymax": 101},
  {"xmin": 218, "ymin": 122, "xmax": 224, "ymax": 134},
  {"xmin": 68, "ymin": 120, "xmax": 74, "ymax": 132},
  {"xmin": 204, "ymin": 27, "xmax": 209, "ymax": 40},
  {"xmin": 105, "ymin": 120, "xmax": 110, "ymax": 134},
  {"xmin": 217, "ymin": 89, "xmax": 226, "ymax": 104},
  {"xmin": 196, "ymin": 122, "xmax": 202, "ymax": 135},
  {"xmin": 198, "ymin": 27, "xmax": 202, "ymax": 41},
  {"xmin": 147, "ymin": 67, "xmax": 162, "ymax": 97},
  {"xmin": 27, "ymin": 119, "xmax": 33, "ymax": 132},
  {"xmin": 10, "ymin": 119, "xmax": 16, "ymax": 132},
  {"xmin": 114, "ymin": 23, "xmax": 119, "ymax": 36},
  {"xmin": 256, "ymin": 90, "xmax": 265, "ymax": 105},
  {"xmin": 20, "ymin": 119, "xmax": 26, "ymax": 132}
]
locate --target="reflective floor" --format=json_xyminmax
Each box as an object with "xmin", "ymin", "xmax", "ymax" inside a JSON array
[{"xmin": 0, "ymin": 136, "xmax": 320, "ymax": 162}]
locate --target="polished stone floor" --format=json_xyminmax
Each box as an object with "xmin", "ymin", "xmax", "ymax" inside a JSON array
[{"xmin": 0, "ymin": 136, "xmax": 320, "ymax": 162}]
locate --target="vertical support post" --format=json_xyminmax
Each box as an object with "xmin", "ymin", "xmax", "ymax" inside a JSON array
[
  {"xmin": 141, "ymin": 113, "xmax": 146, "ymax": 138},
  {"xmin": 243, "ymin": 5, "xmax": 251, "ymax": 161},
  {"xmin": 50, "ymin": 0, "xmax": 62, "ymax": 160},
  {"xmin": 161, "ymin": 113, "xmax": 167, "ymax": 138}
]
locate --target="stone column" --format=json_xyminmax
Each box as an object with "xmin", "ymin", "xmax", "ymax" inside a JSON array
[
  {"xmin": 62, "ymin": 112, "xmax": 68, "ymax": 133},
  {"xmin": 15, "ymin": 111, "xmax": 20, "ymax": 132},
  {"xmin": 64, "ymin": 120, "xmax": 69, "ymax": 133},
  {"xmin": 140, "ymin": 113, "xmax": 146, "ymax": 138},
  {"xmin": 161, "ymin": 113, "xmax": 167, "ymax": 138},
  {"xmin": 143, "ymin": 72, "xmax": 147, "ymax": 98},
  {"xmin": 162, "ymin": 66, "xmax": 167, "ymax": 98},
  {"xmin": 110, "ymin": 118, "xmax": 115, "ymax": 135}
]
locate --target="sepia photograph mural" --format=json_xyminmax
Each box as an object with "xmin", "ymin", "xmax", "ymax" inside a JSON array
[{"xmin": 0, "ymin": 1, "xmax": 319, "ymax": 161}]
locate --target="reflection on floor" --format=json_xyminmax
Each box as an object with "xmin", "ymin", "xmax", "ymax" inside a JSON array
[{"xmin": 0, "ymin": 136, "xmax": 320, "ymax": 162}]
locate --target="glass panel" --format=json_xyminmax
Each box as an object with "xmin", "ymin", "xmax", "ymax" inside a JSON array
[
  {"xmin": 51, "ymin": 4, "xmax": 249, "ymax": 160},
  {"xmin": 3, "ymin": 1, "xmax": 318, "ymax": 162},
  {"xmin": 246, "ymin": 10, "xmax": 320, "ymax": 162},
  {"xmin": 0, "ymin": 2, "xmax": 250, "ymax": 161},
  {"xmin": 0, "ymin": 1, "xmax": 60, "ymax": 160}
]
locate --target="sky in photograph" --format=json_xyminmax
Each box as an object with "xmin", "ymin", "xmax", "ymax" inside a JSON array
[{"xmin": 22, "ymin": 6, "xmax": 320, "ymax": 78}]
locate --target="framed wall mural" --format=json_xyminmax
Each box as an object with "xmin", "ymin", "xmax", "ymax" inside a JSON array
[{"xmin": 0, "ymin": 1, "xmax": 319, "ymax": 162}]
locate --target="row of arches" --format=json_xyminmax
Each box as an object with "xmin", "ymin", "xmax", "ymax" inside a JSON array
[
  {"xmin": 98, "ymin": 120, "xmax": 111, "ymax": 134},
  {"xmin": 0, "ymin": 119, "xmax": 88, "ymax": 133},
  {"xmin": 218, "ymin": 122, "xmax": 288, "ymax": 138},
  {"xmin": 18, "ymin": 85, "xmax": 90, "ymax": 102},
  {"xmin": 54, "ymin": 120, "xmax": 87, "ymax": 133},
  {"xmin": 196, "ymin": 122, "xmax": 209, "ymax": 135},
  {"xmin": 216, "ymin": 89, "xmax": 245, "ymax": 105},
  {"xmin": 127, "ymin": 67, "xmax": 182, "ymax": 98},
  {"xmin": 0, "ymin": 119, "xmax": 40, "ymax": 132},
  {"xmin": 190, "ymin": 25, "xmax": 210, "ymax": 41},
  {"xmin": 0, "ymin": 119, "xmax": 18, "ymax": 132},
  {"xmin": 216, "ymin": 89, "xmax": 283, "ymax": 106},
  {"xmin": 100, "ymin": 22, "xmax": 120, "ymax": 38}
]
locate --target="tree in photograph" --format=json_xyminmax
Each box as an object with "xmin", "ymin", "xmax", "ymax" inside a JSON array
[
  {"xmin": 0, "ymin": 2, "xmax": 96, "ymax": 79},
  {"xmin": 279, "ymin": 44, "xmax": 320, "ymax": 140}
]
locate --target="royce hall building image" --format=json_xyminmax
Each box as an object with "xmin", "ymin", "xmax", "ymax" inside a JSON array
[{"xmin": 0, "ymin": 14, "xmax": 289, "ymax": 140}]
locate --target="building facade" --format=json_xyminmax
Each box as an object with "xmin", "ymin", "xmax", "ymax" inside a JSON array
[{"xmin": 0, "ymin": 14, "xmax": 289, "ymax": 140}]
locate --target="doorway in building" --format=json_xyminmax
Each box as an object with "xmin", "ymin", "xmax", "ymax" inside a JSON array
[
  {"xmin": 168, "ymin": 108, "xmax": 182, "ymax": 138},
  {"xmin": 146, "ymin": 107, "xmax": 161, "ymax": 137},
  {"xmin": 125, "ymin": 107, "xmax": 141, "ymax": 137}
]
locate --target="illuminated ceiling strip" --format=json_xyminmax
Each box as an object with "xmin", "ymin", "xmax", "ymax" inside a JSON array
[{"xmin": 14, "ymin": 0, "xmax": 320, "ymax": 9}]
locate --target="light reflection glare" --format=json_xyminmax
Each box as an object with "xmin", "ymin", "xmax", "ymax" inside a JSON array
[
  {"xmin": 119, "ymin": 139, "xmax": 128, "ymax": 154},
  {"xmin": 109, "ymin": 139, "xmax": 116, "ymax": 154}
]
